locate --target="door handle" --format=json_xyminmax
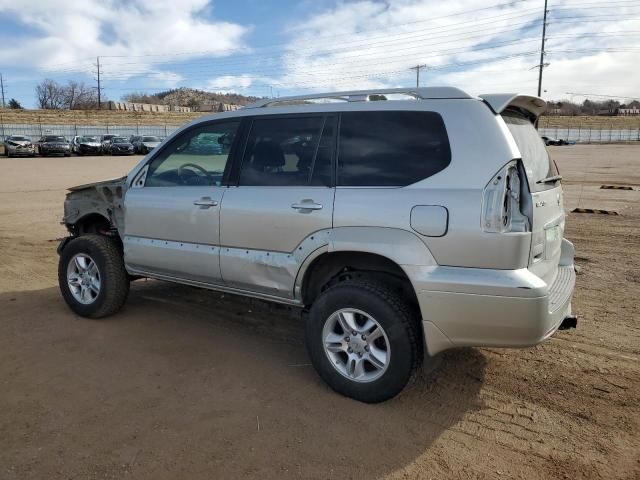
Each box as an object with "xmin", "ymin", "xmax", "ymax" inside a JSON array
[
  {"xmin": 291, "ymin": 201, "xmax": 323, "ymax": 211},
  {"xmin": 193, "ymin": 198, "xmax": 218, "ymax": 208}
]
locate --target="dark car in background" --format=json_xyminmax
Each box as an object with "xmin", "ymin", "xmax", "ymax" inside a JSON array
[
  {"xmin": 541, "ymin": 136, "xmax": 568, "ymax": 146},
  {"xmin": 37, "ymin": 135, "xmax": 71, "ymax": 156},
  {"xmin": 132, "ymin": 135, "xmax": 162, "ymax": 154},
  {"xmin": 71, "ymin": 135, "xmax": 102, "ymax": 155},
  {"xmin": 3, "ymin": 135, "xmax": 35, "ymax": 157},
  {"xmin": 105, "ymin": 136, "xmax": 135, "ymax": 155},
  {"xmin": 99, "ymin": 134, "xmax": 118, "ymax": 153}
]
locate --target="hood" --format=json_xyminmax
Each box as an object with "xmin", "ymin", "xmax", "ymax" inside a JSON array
[
  {"xmin": 113, "ymin": 142, "xmax": 133, "ymax": 146},
  {"xmin": 142, "ymin": 142, "xmax": 160, "ymax": 147},
  {"xmin": 7, "ymin": 140, "xmax": 32, "ymax": 146},
  {"xmin": 68, "ymin": 176, "xmax": 127, "ymax": 192},
  {"xmin": 80, "ymin": 142, "xmax": 101, "ymax": 147},
  {"xmin": 43, "ymin": 141, "xmax": 68, "ymax": 145}
]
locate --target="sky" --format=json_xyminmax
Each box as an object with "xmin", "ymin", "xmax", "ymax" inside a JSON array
[{"xmin": 0, "ymin": 0, "xmax": 638, "ymax": 108}]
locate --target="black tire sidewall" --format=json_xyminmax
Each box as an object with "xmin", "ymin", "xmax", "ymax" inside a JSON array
[
  {"xmin": 306, "ymin": 282, "xmax": 416, "ymax": 403},
  {"xmin": 58, "ymin": 237, "xmax": 117, "ymax": 317}
]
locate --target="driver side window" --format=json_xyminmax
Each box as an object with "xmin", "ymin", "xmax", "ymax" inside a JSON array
[{"xmin": 145, "ymin": 121, "xmax": 240, "ymax": 187}]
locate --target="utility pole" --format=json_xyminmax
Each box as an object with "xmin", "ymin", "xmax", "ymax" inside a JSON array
[
  {"xmin": 537, "ymin": 0, "xmax": 548, "ymax": 97},
  {"xmin": 0, "ymin": 73, "xmax": 5, "ymax": 108},
  {"xmin": 409, "ymin": 64, "xmax": 427, "ymax": 88},
  {"xmin": 95, "ymin": 56, "xmax": 102, "ymax": 110}
]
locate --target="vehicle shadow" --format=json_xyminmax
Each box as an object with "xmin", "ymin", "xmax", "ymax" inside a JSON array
[{"xmin": 0, "ymin": 282, "xmax": 486, "ymax": 479}]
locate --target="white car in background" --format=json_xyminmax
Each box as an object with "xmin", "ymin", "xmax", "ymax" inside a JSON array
[
  {"xmin": 71, "ymin": 136, "xmax": 102, "ymax": 155},
  {"xmin": 3, "ymin": 135, "xmax": 35, "ymax": 157}
]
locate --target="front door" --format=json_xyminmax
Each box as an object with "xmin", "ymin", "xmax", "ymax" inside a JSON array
[
  {"xmin": 123, "ymin": 120, "xmax": 241, "ymax": 284},
  {"xmin": 220, "ymin": 114, "xmax": 337, "ymax": 298}
]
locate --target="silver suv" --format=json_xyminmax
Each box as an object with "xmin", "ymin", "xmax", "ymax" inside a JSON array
[{"xmin": 57, "ymin": 87, "xmax": 576, "ymax": 403}]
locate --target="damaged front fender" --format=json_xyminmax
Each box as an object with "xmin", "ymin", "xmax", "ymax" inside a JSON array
[{"xmin": 63, "ymin": 176, "xmax": 128, "ymax": 236}]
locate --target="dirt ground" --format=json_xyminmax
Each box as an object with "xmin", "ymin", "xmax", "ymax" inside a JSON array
[{"xmin": 0, "ymin": 145, "xmax": 638, "ymax": 479}]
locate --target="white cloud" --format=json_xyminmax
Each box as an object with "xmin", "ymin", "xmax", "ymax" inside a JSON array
[
  {"xmin": 0, "ymin": 0, "xmax": 248, "ymax": 73},
  {"xmin": 205, "ymin": 74, "xmax": 254, "ymax": 93},
  {"xmin": 277, "ymin": 0, "xmax": 640, "ymax": 101}
]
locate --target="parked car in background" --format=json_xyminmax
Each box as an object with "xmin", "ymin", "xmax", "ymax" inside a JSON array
[
  {"xmin": 3, "ymin": 135, "xmax": 35, "ymax": 157},
  {"xmin": 541, "ymin": 136, "xmax": 567, "ymax": 146},
  {"xmin": 129, "ymin": 135, "xmax": 141, "ymax": 146},
  {"xmin": 37, "ymin": 135, "xmax": 71, "ymax": 156},
  {"xmin": 72, "ymin": 136, "xmax": 102, "ymax": 155},
  {"xmin": 105, "ymin": 136, "xmax": 135, "ymax": 155},
  {"xmin": 57, "ymin": 87, "xmax": 576, "ymax": 403},
  {"xmin": 132, "ymin": 135, "xmax": 163, "ymax": 154},
  {"xmin": 99, "ymin": 134, "xmax": 118, "ymax": 153}
]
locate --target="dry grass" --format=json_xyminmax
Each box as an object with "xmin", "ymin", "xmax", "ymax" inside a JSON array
[{"xmin": 539, "ymin": 115, "xmax": 640, "ymax": 129}]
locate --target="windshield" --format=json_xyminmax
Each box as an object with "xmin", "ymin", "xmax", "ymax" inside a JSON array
[
  {"xmin": 79, "ymin": 136, "xmax": 98, "ymax": 142},
  {"xmin": 502, "ymin": 111, "xmax": 558, "ymax": 192},
  {"xmin": 43, "ymin": 136, "xmax": 66, "ymax": 142},
  {"xmin": 9, "ymin": 136, "xmax": 29, "ymax": 141},
  {"xmin": 112, "ymin": 137, "xmax": 129, "ymax": 143},
  {"xmin": 142, "ymin": 136, "xmax": 160, "ymax": 142}
]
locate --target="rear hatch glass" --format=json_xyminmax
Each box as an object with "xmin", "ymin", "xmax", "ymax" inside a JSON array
[
  {"xmin": 503, "ymin": 110, "xmax": 564, "ymax": 284},
  {"xmin": 502, "ymin": 110, "xmax": 558, "ymax": 192}
]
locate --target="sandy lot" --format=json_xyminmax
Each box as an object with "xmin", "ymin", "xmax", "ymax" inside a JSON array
[{"xmin": 1, "ymin": 145, "xmax": 639, "ymax": 479}]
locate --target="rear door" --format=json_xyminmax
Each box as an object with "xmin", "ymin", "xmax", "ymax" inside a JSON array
[
  {"xmin": 123, "ymin": 120, "xmax": 241, "ymax": 284},
  {"xmin": 219, "ymin": 114, "xmax": 336, "ymax": 298},
  {"xmin": 502, "ymin": 111, "xmax": 564, "ymax": 285}
]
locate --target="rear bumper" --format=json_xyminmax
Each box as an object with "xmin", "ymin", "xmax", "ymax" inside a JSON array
[{"xmin": 408, "ymin": 239, "xmax": 576, "ymax": 356}]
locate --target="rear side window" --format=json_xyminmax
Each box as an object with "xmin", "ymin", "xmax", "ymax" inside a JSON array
[
  {"xmin": 337, "ymin": 111, "xmax": 451, "ymax": 186},
  {"xmin": 239, "ymin": 116, "xmax": 332, "ymax": 187},
  {"xmin": 502, "ymin": 111, "xmax": 558, "ymax": 192}
]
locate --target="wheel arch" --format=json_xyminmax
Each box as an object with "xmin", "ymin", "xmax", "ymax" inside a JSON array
[
  {"xmin": 69, "ymin": 212, "xmax": 113, "ymax": 235},
  {"xmin": 300, "ymin": 250, "xmax": 421, "ymax": 307}
]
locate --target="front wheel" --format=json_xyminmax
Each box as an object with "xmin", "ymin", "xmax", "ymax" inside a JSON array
[
  {"xmin": 306, "ymin": 280, "xmax": 422, "ymax": 403},
  {"xmin": 58, "ymin": 234, "xmax": 130, "ymax": 318}
]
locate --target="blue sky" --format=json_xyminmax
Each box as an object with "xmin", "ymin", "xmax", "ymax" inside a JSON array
[{"xmin": 0, "ymin": 0, "xmax": 638, "ymax": 108}]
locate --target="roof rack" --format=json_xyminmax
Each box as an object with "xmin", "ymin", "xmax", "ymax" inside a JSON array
[{"xmin": 244, "ymin": 87, "xmax": 471, "ymax": 108}]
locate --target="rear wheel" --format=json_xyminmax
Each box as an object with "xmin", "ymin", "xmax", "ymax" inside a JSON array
[
  {"xmin": 306, "ymin": 279, "xmax": 421, "ymax": 403},
  {"xmin": 58, "ymin": 234, "xmax": 129, "ymax": 318}
]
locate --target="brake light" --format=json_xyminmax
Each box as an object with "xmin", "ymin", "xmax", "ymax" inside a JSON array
[{"xmin": 482, "ymin": 160, "xmax": 532, "ymax": 233}]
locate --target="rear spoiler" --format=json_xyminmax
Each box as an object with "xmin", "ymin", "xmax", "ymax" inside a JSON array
[{"xmin": 479, "ymin": 94, "xmax": 547, "ymax": 120}]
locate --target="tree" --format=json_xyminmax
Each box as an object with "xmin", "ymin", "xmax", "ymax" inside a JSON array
[
  {"xmin": 185, "ymin": 97, "xmax": 201, "ymax": 111},
  {"xmin": 8, "ymin": 98, "xmax": 23, "ymax": 109},
  {"xmin": 35, "ymin": 79, "xmax": 98, "ymax": 110},
  {"xmin": 36, "ymin": 79, "xmax": 66, "ymax": 109}
]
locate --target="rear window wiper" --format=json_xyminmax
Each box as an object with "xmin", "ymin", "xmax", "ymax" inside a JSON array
[{"xmin": 536, "ymin": 174, "xmax": 562, "ymax": 184}]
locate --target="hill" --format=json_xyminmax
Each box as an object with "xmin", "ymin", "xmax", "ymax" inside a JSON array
[{"xmin": 122, "ymin": 87, "xmax": 260, "ymax": 112}]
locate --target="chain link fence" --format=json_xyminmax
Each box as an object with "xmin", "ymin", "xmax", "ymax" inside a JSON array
[
  {"xmin": 0, "ymin": 122, "xmax": 180, "ymax": 139},
  {"xmin": 538, "ymin": 126, "xmax": 640, "ymax": 143}
]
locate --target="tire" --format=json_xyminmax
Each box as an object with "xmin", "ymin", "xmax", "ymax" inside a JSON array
[
  {"xmin": 306, "ymin": 279, "xmax": 421, "ymax": 403},
  {"xmin": 58, "ymin": 234, "xmax": 130, "ymax": 318}
]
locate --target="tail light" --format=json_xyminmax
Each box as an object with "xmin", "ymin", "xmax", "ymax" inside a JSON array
[{"xmin": 482, "ymin": 159, "xmax": 532, "ymax": 233}]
